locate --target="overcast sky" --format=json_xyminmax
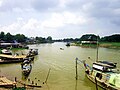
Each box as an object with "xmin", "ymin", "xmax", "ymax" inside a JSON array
[{"xmin": 0, "ymin": 0, "xmax": 120, "ymax": 39}]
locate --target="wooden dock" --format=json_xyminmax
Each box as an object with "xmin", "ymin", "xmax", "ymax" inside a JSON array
[{"xmin": 0, "ymin": 76, "xmax": 15, "ymax": 88}]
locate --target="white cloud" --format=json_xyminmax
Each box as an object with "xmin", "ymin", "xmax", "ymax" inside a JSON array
[
  {"xmin": 41, "ymin": 12, "xmax": 87, "ymax": 29},
  {"xmin": 0, "ymin": 0, "xmax": 3, "ymax": 7},
  {"xmin": 0, "ymin": 0, "xmax": 120, "ymax": 38}
]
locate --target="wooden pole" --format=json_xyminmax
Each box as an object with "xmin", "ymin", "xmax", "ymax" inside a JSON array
[
  {"xmin": 45, "ymin": 68, "xmax": 51, "ymax": 83},
  {"xmin": 95, "ymin": 76, "xmax": 98, "ymax": 90},
  {"xmin": 0, "ymin": 69, "xmax": 2, "ymax": 77},
  {"xmin": 75, "ymin": 58, "xmax": 78, "ymax": 80},
  {"xmin": 96, "ymin": 35, "xmax": 99, "ymax": 62}
]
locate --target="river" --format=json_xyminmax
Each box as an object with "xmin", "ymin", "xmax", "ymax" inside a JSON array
[{"xmin": 0, "ymin": 42, "xmax": 120, "ymax": 90}]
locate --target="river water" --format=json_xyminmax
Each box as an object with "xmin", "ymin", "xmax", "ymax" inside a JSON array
[{"xmin": 0, "ymin": 42, "xmax": 120, "ymax": 90}]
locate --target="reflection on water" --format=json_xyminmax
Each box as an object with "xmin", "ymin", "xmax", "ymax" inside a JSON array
[{"xmin": 0, "ymin": 42, "xmax": 120, "ymax": 90}]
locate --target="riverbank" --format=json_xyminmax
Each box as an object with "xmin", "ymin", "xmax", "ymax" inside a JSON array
[{"xmin": 71, "ymin": 42, "xmax": 120, "ymax": 49}]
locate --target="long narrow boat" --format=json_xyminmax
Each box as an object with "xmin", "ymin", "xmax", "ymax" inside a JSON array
[
  {"xmin": 82, "ymin": 60, "xmax": 120, "ymax": 90},
  {"xmin": 0, "ymin": 54, "xmax": 27, "ymax": 64}
]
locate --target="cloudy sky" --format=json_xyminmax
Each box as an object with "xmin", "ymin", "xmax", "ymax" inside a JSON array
[{"xmin": 0, "ymin": 0, "xmax": 120, "ymax": 39}]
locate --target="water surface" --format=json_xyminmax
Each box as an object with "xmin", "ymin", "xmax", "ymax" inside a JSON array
[{"xmin": 0, "ymin": 42, "xmax": 120, "ymax": 90}]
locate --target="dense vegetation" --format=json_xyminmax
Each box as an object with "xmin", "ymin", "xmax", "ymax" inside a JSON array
[
  {"xmin": 0, "ymin": 31, "xmax": 53, "ymax": 44},
  {"xmin": 0, "ymin": 31, "xmax": 120, "ymax": 46},
  {"xmin": 0, "ymin": 32, "xmax": 27, "ymax": 43},
  {"xmin": 100, "ymin": 34, "xmax": 120, "ymax": 42}
]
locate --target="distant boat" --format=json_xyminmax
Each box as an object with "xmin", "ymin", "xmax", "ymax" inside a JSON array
[
  {"xmin": 60, "ymin": 48, "xmax": 64, "ymax": 50},
  {"xmin": 66, "ymin": 43, "xmax": 70, "ymax": 46}
]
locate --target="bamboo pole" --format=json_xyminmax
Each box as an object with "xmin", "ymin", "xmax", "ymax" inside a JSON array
[
  {"xmin": 75, "ymin": 58, "xmax": 78, "ymax": 80},
  {"xmin": 96, "ymin": 35, "xmax": 99, "ymax": 62},
  {"xmin": 95, "ymin": 76, "xmax": 98, "ymax": 90},
  {"xmin": 44, "ymin": 68, "xmax": 51, "ymax": 84}
]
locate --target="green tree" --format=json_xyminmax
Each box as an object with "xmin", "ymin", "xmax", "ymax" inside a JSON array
[
  {"xmin": 14, "ymin": 34, "xmax": 27, "ymax": 43},
  {"xmin": 4, "ymin": 33, "xmax": 13, "ymax": 42},
  {"xmin": 0, "ymin": 31, "xmax": 5, "ymax": 40}
]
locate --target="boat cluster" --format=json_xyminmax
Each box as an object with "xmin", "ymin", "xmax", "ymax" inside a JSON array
[{"xmin": 0, "ymin": 48, "xmax": 38, "ymax": 76}]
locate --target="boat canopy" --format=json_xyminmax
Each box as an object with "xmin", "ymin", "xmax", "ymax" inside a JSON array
[{"xmin": 93, "ymin": 61, "xmax": 117, "ymax": 72}]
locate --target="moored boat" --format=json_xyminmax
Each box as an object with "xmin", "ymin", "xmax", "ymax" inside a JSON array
[
  {"xmin": 27, "ymin": 49, "xmax": 38, "ymax": 57},
  {"xmin": 1, "ymin": 49, "xmax": 12, "ymax": 55},
  {"xmin": 80, "ymin": 59, "xmax": 120, "ymax": 90},
  {"xmin": 21, "ymin": 63, "xmax": 32, "ymax": 76},
  {"xmin": 66, "ymin": 43, "xmax": 70, "ymax": 46},
  {"xmin": 0, "ymin": 54, "xmax": 27, "ymax": 64}
]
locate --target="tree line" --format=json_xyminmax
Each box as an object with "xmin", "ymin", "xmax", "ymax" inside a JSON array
[
  {"xmin": 0, "ymin": 31, "xmax": 53, "ymax": 44},
  {"xmin": 54, "ymin": 34, "xmax": 120, "ymax": 43},
  {"xmin": 0, "ymin": 31, "xmax": 120, "ymax": 43}
]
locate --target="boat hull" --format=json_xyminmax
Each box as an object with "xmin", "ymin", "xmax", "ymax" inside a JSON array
[
  {"xmin": 85, "ymin": 71, "xmax": 119, "ymax": 90},
  {"xmin": 0, "ymin": 59, "xmax": 24, "ymax": 64}
]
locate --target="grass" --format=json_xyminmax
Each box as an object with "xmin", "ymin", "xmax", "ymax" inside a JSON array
[
  {"xmin": 72, "ymin": 42, "xmax": 120, "ymax": 48},
  {"xmin": 99, "ymin": 42, "xmax": 120, "ymax": 48}
]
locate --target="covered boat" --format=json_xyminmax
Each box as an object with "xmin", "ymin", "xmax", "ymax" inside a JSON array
[{"xmin": 83, "ymin": 60, "xmax": 120, "ymax": 90}]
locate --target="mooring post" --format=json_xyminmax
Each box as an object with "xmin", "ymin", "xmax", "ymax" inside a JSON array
[
  {"xmin": 95, "ymin": 76, "xmax": 98, "ymax": 90},
  {"xmin": 75, "ymin": 58, "xmax": 78, "ymax": 80},
  {"xmin": 15, "ymin": 77, "xmax": 17, "ymax": 82}
]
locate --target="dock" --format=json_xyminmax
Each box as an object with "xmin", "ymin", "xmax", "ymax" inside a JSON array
[{"xmin": 0, "ymin": 76, "xmax": 15, "ymax": 88}]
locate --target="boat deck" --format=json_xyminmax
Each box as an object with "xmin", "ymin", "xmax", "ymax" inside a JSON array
[{"xmin": 0, "ymin": 54, "xmax": 26, "ymax": 59}]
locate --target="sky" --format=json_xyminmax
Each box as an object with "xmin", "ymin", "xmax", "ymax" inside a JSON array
[{"xmin": 0, "ymin": 0, "xmax": 120, "ymax": 39}]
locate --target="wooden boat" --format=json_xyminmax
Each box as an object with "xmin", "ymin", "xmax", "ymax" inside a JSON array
[
  {"xmin": 81, "ymin": 60, "xmax": 120, "ymax": 90},
  {"xmin": 1, "ymin": 49, "xmax": 12, "ymax": 55},
  {"xmin": 27, "ymin": 49, "xmax": 38, "ymax": 57},
  {"xmin": 21, "ymin": 63, "xmax": 32, "ymax": 76},
  {"xmin": 0, "ymin": 76, "xmax": 15, "ymax": 88},
  {"xmin": 0, "ymin": 54, "xmax": 27, "ymax": 64},
  {"xmin": 60, "ymin": 48, "xmax": 64, "ymax": 50}
]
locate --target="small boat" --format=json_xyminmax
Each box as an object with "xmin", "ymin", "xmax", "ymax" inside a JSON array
[
  {"xmin": 21, "ymin": 57, "xmax": 34, "ymax": 65},
  {"xmin": 27, "ymin": 49, "xmax": 38, "ymax": 57},
  {"xmin": 60, "ymin": 48, "xmax": 64, "ymax": 50},
  {"xmin": 66, "ymin": 43, "xmax": 70, "ymax": 46},
  {"xmin": 1, "ymin": 49, "xmax": 12, "ymax": 55},
  {"xmin": 21, "ymin": 63, "xmax": 32, "ymax": 76}
]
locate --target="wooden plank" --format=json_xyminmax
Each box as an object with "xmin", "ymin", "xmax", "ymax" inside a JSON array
[{"xmin": 0, "ymin": 76, "xmax": 14, "ymax": 87}]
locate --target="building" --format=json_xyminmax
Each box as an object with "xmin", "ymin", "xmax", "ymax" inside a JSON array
[{"xmin": 80, "ymin": 34, "xmax": 98, "ymax": 44}]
